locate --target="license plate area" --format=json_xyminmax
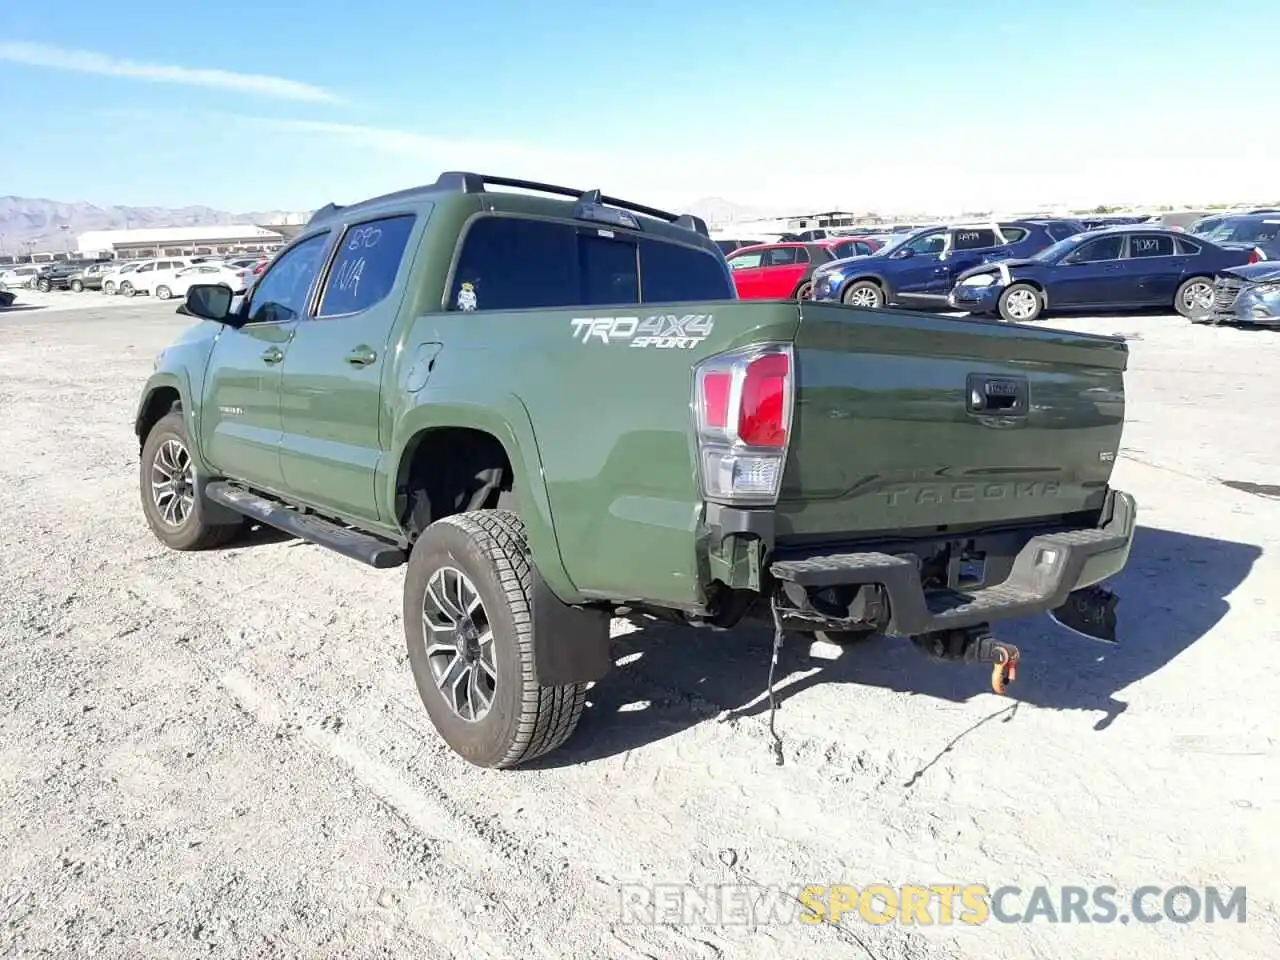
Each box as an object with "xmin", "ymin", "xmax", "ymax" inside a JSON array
[{"xmin": 948, "ymin": 553, "xmax": 987, "ymax": 590}]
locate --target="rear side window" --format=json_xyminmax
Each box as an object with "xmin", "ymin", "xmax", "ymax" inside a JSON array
[
  {"xmin": 1174, "ymin": 236, "xmax": 1202, "ymax": 255},
  {"xmin": 317, "ymin": 214, "xmax": 416, "ymax": 317},
  {"xmin": 952, "ymin": 228, "xmax": 998, "ymax": 250},
  {"xmin": 447, "ymin": 216, "xmax": 731, "ymax": 311},
  {"xmin": 998, "ymin": 227, "xmax": 1028, "ymax": 244},
  {"xmin": 1128, "ymin": 234, "xmax": 1174, "ymax": 258},
  {"xmin": 762, "ymin": 247, "xmax": 804, "ymax": 266}
]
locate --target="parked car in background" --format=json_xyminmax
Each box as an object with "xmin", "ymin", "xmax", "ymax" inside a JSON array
[
  {"xmin": 724, "ymin": 238, "xmax": 882, "ymax": 299},
  {"xmin": 67, "ymin": 261, "xmax": 117, "ymax": 292},
  {"xmin": 810, "ymin": 220, "xmax": 1061, "ymax": 309},
  {"xmin": 1188, "ymin": 214, "xmax": 1227, "ymax": 237},
  {"xmin": 1199, "ymin": 214, "xmax": 1280, "ymax": 260},
  {"xmin": 713, "ymin": 237, "xmax": 770, "ymax": 256},
  {"xmin": 947, "ymin": 227, "xmax": 1258, "ymax": 322},
  {"xmin": 119, "ymin": 258, "xmax": 195, "ymax": 299},
  {"xmin": 35, "ymin": 259, "xmax": 109, "ymax": 292},
  {"xmin": 1199, "ymin": 263, "xmax": 1280, "ymax": 326},
  {"xmin": 0, "ymin": 264, "xmax": 42, "ymax": 290},
  {"xmin": 1026, "ymin": 218, "xmax": 1087, "ymax": 241},
  {"xmin": 102, "ymin": 261, "xmax": 143, "ymax": 295},
  {"xmin": 170, "ymin": 263, "xmax": 251, "ymax": 297}
]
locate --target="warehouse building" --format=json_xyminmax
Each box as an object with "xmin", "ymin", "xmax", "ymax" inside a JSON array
[{"xmin": 75, "ymin": 224, "xmax": 286, "ymax": 260}]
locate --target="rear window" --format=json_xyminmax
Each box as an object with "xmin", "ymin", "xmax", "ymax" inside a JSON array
[{"xmin": 447, "ymin": 216, "xmax": 732, "ymax": 312}]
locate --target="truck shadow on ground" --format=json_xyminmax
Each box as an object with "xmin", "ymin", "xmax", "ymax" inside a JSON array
[{"xmin": 534, "ymin": 525, "xmax": 1261, "ymax": 768}]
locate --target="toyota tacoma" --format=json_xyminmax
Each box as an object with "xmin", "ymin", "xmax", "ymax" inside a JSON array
[{"xmin": 135, "ymin": 172, "xmax": 1137, "ymax": 768}]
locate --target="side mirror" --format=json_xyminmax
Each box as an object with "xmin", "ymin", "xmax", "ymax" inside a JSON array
[
  {"xmin": 184, "ymin": 283, "xmax": 239, "ymax": 325},
  {"xmin": 890, "ymin": 247, "xmax": 914, "ymax": 260}
]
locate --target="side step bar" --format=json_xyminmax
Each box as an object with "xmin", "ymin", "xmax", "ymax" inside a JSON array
[{"xmin": 205, "ymin": 482, "xmax": 407, "ymax": 569}]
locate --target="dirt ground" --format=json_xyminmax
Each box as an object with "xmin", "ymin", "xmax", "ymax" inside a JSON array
[{"xmin": 2, "ymin": 298, "xmax": 1277, "ymax": 959}]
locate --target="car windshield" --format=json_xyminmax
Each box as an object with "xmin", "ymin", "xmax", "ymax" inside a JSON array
[
  {"xmin": 1032, "ymin": 233, "xmax": 1091, "ymax": 261},
  {"xmin": 1205, "ymin": 218, "xmax": 1280, "ymax": 244}
]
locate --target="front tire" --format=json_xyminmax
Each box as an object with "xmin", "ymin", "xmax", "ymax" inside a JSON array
[
  {"xmin": 139, "ymin": 411, "xmax": 243, "ymax": 550},
  {"xmin": 998, "ymin": 283, "xmax": 1043, "ymax": 323},
  {"xmin": 842, "ymin": 280, "xmax": 885, "ymax": 309},
  {"xmin": 36, "ymin": 279, "xmax": 50, "ymax": 293},
  {"xmin": 403, "ymin": 510, "xmax": 588, "ymax": 769},
  {"xmin": 1175, "ymin": 276, "xmax": 1214, "ymax": 319},
  {"xmin": 70, "ymin": 279, "xmax": 83, "ymax": 292}
]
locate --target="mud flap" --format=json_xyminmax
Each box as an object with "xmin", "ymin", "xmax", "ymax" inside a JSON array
[
  {"xmin": 531, "ymin": 568, "xmax": 613, "ymax": 685},
  {"xmin": 1049, "ymin": 584, "xmax": 1119, "ymax": 644}
]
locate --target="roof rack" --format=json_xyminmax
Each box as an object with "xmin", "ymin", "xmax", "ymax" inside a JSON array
[{"xmin": 432, "ymin": 171, "xmax": 709, "ymax": 237}]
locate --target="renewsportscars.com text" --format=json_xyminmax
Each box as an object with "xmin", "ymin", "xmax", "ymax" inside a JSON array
[{"xmin": 617, "ymin": 883, "xmax": 1248, "ymax": 926}]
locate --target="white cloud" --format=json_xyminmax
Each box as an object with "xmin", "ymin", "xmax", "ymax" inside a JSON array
[{"xmin": 0, "ymin": 41, "xmax": 339, "ymax": 103}]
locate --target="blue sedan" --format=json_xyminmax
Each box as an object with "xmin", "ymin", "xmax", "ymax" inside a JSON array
[{"xmin": 948, "ymin": 226, "xmax": 1260, "ymax": 322}]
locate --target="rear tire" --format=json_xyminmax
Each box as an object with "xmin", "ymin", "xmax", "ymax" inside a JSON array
[
  {"xmin": 120, "ymin": 281, "xmax": 135, "ymax": 298},
  {"xmin": 793, "ymin": 280, "xmax": 814, "ymax": 300},
  {"xmin": 841, "ymin": 280, "xmax": 885, "ymax": 309},
  {"xmin": 998, "ymin": 283, "xmax": 1043, "ymax": 322},
  {"xmin": 155, "ymin": 284, "xmax": 172, "ymax": 301},
  {"xmin": 139, "ymin": 411, "xmax": 243, "ymax": 551},
  {"xmin": 104, "ymin": 281, "xmax": 116, "ymax": 295},
  {"xmin": 1175, "ymin": 276, "xmax": 1214, "ymax": 319},
  {"xmin": 403, "ymin": 510, "xmax": 588, "ymax": 769}
]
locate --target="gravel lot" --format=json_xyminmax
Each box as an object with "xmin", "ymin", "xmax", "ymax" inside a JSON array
[{"xmin": 2, "ymin": 300, "xmax": 1277, "ymax": 960}]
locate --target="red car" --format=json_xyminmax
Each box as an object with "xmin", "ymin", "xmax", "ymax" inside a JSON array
[{"xmin": 726, "ymin": 237, "xmax": 882, "ymax": 299}]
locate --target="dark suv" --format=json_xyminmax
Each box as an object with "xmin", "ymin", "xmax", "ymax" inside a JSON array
[
  {"xmin": 811, "ymin": 220, "xmax": 1064, "ymax": 309},
  {"xmin": 36, "ymin": 258, "xmax": 111, "ymax": 292}
]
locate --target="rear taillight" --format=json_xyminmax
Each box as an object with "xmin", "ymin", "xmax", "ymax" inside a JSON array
[
  {"xmin": 693, "ymin": 344, "xmax": 793, "ymax": 504},
  {"xmin": 1249, "ymin": 247, "xmax": 1265, "ymax": 263}
]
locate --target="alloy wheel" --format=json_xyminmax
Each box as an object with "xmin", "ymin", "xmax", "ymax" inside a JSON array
[
  {"xmin": 1006, "ymin": 289, "xmax": 1039, "ymax": 320},
  {"xmin": 422, "ymin": 566, "xmax": 497, "ymax": 722},
  {"xmin": 848, "ymin": 287, "xmax": 880, "ymax": 308},
  {"xmin": 1183, "ymin": 282, "xmax": 1213, "ymax": 313},
  {"xmin": 150, "ymin": 438, "xmax": 195, "ymax": 526}
]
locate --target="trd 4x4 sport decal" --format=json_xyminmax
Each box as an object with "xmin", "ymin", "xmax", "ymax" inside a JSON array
[{"xmin": 569, "ymin": 314, "xmax": 714, "ymax": 349}]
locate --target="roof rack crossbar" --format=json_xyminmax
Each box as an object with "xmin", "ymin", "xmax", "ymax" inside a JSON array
[{"xmin": 432, "ymin": 171, "xmax": 708, "ymax": 236}]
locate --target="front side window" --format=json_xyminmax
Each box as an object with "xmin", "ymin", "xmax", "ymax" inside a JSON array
[
  {"xmin": 247, "ymin": 232, "xmax": 330, "ymax": 324},
  {"xmin": 903, "ymin": 230, "xmax": 946, "ymax": 255},
  {"xmin": 317, "ymin": 214, "xmax": 416, "ymax": 317},
  {"xmin": 1068, "ymin": 235, "xmax": 1124, "ymax": 263},
  {"xmin": 447, "ymin": 216, "xmax": 732, "ymax": 311},
  {"xmin": 728, "ymin": 251, "xmax": 763, "ymax": 270}
]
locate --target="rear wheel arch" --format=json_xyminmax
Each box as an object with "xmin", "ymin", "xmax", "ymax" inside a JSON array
[{"xmin": 391, "ymin": 407, "xmax": 580, "ymax": 604}]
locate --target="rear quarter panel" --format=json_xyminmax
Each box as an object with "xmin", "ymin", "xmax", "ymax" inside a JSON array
[{"xmin": 391, "ymin": 301, "xmax": 800, "ymax": 608}]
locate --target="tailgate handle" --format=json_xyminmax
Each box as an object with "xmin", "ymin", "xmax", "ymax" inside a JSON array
[{"xmin": 967, "ymin": 374, "xmax": 1028, "ymax": 416}]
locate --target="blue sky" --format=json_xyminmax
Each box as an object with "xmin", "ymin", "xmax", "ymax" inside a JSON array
[{"xmin": 1, "ymin": 0, "xmax": 1276, "ymax": 214}]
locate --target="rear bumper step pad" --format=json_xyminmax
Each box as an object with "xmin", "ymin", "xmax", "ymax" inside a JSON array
[{"xmin": 770, "ymin": 490, "xmax": 1135, "ymax": 636}]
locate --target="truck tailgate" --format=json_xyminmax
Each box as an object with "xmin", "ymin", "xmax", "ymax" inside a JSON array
[{"xmin": 778, "ymin": 303, "xmax": 1128, "ymax": 540}]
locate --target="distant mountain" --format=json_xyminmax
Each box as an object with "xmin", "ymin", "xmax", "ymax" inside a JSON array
[
  {"xmin": 683, "ymin": 197, "xmax": 797, "ymax": 226},
  {"xmin": 0, "ymin": 196, "xmax": 313, "ymax": 253}
]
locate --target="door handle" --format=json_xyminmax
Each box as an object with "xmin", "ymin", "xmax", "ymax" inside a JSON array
[
  {"xmin": 261, "ymin": 347, "xmax": 284, "ymax": 365},
  {"xmin": 345, "ymin": 346, "xmax": 377, "ymax": 367}
]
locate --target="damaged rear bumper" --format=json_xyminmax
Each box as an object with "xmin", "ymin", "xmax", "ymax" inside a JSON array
[{"xmin": 769, "ymin": 489, "xmax": 1136, "ymax": 637}]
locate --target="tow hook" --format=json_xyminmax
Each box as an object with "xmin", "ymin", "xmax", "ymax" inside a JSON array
[
  {"xmin": 988, "ymin": 643, "xmax": 1020, "ymax": 695},
  {"xmin": 912, "ymin": 627, "xmax": 1021, "ymax": 696}
]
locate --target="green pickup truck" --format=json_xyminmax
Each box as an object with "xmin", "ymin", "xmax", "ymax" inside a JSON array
[{"xmin": 135, "ymin": 172, "xmax": 1136, "ymax": 768}]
